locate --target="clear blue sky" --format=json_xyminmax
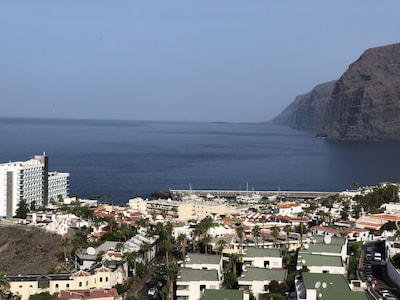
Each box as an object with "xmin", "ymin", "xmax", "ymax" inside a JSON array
[{"xmin": 1, "ymin": 1, "xmax": 399, "ymax": 123}]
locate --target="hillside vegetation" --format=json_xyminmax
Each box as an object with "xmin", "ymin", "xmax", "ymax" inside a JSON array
[{"xmin": 0, "ymin": 224, "xmax": 63, "ymax": 275}]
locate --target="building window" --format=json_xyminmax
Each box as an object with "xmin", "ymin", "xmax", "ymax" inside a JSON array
[
  {"xmin": 79, "ymin": 282, "xmax": 82, "ymax": 287},
  {"xmin": 105, "ymin": 277, "xmax": 108, "ymax": 282},
  {"xmin": 38, "ymin": 278, "xmax": 50, "ymax": 289},
  {"xmin": 55, "ymin": 284, "xmax": 59, "ymax": 289},
  {"xmin": 100, "ymin": 277, "xmax": 103, "ymax": 282}
]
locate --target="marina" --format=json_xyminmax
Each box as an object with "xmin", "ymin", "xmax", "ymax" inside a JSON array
[{"xmin": 169, "ymin": 189, "xmax": 337, "ymax": 202}]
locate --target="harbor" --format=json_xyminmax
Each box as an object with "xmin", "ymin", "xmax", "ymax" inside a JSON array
[{"xmin": 169, "ymin": 188, "xmax": 337, "ymax": 202}]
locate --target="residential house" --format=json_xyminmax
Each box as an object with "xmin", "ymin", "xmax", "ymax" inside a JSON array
[
  {"xmin": 238, "ymin": 266, "xmax": 287, "ymax": 300},
  {"xmin": 242, "ymin": 247, "xmax": 282, "ymax": 269},
  {"xmin": 176, "ymin": 268, "xmax": 220, "ymax": 300}
]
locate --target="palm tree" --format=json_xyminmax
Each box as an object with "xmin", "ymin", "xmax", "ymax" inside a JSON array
[
  {"xmin": 0, "ymin": 272, "xmax": 10, "ymax": 300},
  {"xmin": 160, "ymin": 238, "xmax": 173, "ymax": 264},
  {"xmin": 177, "ymin": 233, "xmax": 187, "ymax": 266},
  {"xmin": 123, "ymin": 251, "xmax": 140, "ymax": 277},
  {"xmin": 115, "ymin": 242, "xmax": 124, "ymax": 252},
  {"xmin": 235, "ymin": 226, "xmax": 245, "ymax": 256},
  {"xmin": 259, "ymin": 215, "xmax": 267, "ymax": 248},
  {"xmin": 165, "ymin": 262, "xmax": 179, "ymax": 300},
  {"xmin": 216, "ymin": 239, "xmax": 227, "ymax": 256},
  {"xmin": 297, "ymin": 211, "xmax": 307, "ymax": 246},
  {"xmin": 271, "ymin": 225, "xmax": 280, "ymax": 248},
  {"xmin": 135, "ymin": 217, "xmax": 149, "ymax": 231},
  {"xmin": 192, "ymin": 227, "xmax": 202, "ymax": 253},
  {"xmin": 140, "ymin": 241, "xmax": 153, "ymax": 265},
  {"xmin": 252, "ymin": 225, "xmax": 261, "ymax": 248},
  {"xmin": 201, "ymin": 235, "xmax": 212, "ymax": 255},
  {"xmin": 228, "ymin": 253, "xmax": 241, "ymax": 276},
  {"xmin": 283, "ymin": 224, "xmax": 292, "ymax": 251}
]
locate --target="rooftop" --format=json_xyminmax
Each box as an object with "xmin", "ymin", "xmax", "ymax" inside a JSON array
[
  {"xmin": 186, "ymin": 253, "xmax": 222, "ymax": 265},
  {"xmin": 244, "ymin": 247, "xmax": 281, "ymax": 258},
  {"xmin": 177, "ymin": 268, "xmax": 219, "ymax": 282},
  {"xmin": 238, "ymin": 267, "xmax": 287, "ymax": 282},
  {"xmin": 297, "ymin": 253, "xmax": 342, "ymax": 267},
  {"xmin": 202, "ymin": 289, "xmax": 244, "ymax": 300},
  {"xmin": 302, "ymin": 273, "xmax": 368, "ymax": 300}
]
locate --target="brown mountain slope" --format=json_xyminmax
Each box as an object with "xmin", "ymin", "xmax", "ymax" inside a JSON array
[
  {"xmin": 318, "ymin": 43, "xmax": 400, "ymax": 140},
  {"xmin": 0, "ymin": 224, "xmax": 63, "ymax": 275}
]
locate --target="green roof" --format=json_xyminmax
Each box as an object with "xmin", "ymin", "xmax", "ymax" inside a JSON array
[
  {"xmin": 186, "ymin": 253, "xmax": 222, "ymax": 265},
  {"xmin": 302, "ymin": 273, "xmax": 368, "ymax": 300},
  {"xmin": 202, "ymin": 289, "xmax": 243, "ymax": 300},
  {"xmin": 178, "ymin": 268, "xmax": 219, "ymax": 282},
  {"xmin": 238, "ymin": 267, "xmax": 287, "ymax": 282},
  {"xmin": 297, "ymin": 253, "xmax": 342, "ymax": 267},
  {"xmin": 299, "ymin": 236, "xmax": 345, "ymax": 254},
  {"xmin": 244, "ymin": 247, "xmax": 281, "ymax": 258}
]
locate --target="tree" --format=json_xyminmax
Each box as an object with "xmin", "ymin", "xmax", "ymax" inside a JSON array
[
  {"xmin": 0, "ymin": 272, "xmax": 10, "ymax": 300},
  {"xmin": 216, "ymin": 239, "xmax": 227, "ymax": 256},
  {"xmin": 140, "ymin": 242, "xmax": 153, "ymax": 265},
  {"xmin": 135, "ymin": 217, "xmax": 149, "ymax": 231},
  {"xmin": 259, "ymin": 216, "xmax": 267, "ymax": 248},
  {"xmin": 177, "ymin": 233, "xmax": 187, "ymax": 266},
  {"xmin": 297, "ymin": 211, "xmax": 307, "ymax": 246},
  {"xmin": 15, "ymin": 199, "xmax": 29, "ymax": 219},
  {"xmin": 229, "ymin": 253, "xmax": 241, "ymax": 276},
  {"xmin": 382, "ymin": 220, "xmax": 397, "ymax": 232},
  {"xmin": 235, "ymin": 226, "xmax": 245, "ymax": 256},
  {"xmin": 165, "ymin": 262, "xmax": 179, "ymax": 300},
  {"xmin": 115, "ymin": 242, "xmax": 124, "ymax": 252},
  {"xmin": 271, "ymin": 225, "xmax": 280, "ymax": 248},
  {"xmin": 200, "ymin": 235, "xmax": 212, "ymax": 255},
  {"xmin": 283, "ymin": 224, "xmax": 292, "ymax": 250},
  {"xmin": 252, "ymin": 225, "xmax": 261, "ymax": 248},
  {"xmin": 222, "ymin": 270, "xmax": 238, "ymax": 289},
  {"xmin": 123, "ymin": 251, "xmax": 140, "ymax": 277}
]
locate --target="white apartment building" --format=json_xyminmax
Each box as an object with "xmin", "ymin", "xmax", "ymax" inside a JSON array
[
  {"xmin": 48, "ymin": 171, "xmax": 69, "ymax": 202},
  {"xmin": 0, "ymin": 154, "xmax": 69, "ymax": 218}
]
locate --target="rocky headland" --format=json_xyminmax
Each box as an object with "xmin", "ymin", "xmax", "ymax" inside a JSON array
[{"xmin": 271, "ymin": 42, "xmax": 400, "ymax": 141}]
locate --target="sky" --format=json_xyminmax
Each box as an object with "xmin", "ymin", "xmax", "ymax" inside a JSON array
[{"xmin": 1, "ymin": 1, "xmax": 400, "ymax": 123}]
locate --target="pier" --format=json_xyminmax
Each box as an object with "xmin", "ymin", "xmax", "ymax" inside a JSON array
[{"xmin": 169, "ymin": 189, "xmax": 337, "ymax": 201}]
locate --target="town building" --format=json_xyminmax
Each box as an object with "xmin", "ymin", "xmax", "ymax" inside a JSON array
[
  {"xmin": 238, "ymin": 266, "xmax": 287, "ymax": 299},
  {"xmin": 128, "ymin": 197, "xmax": 238, "ymax": 221},
  {"xmin": 0, "ymin": 154, "xmax": 69, "ymax": 218},
  {"xmin": 176, "ymin": 268, "xmax": 220, "ymax": 300}
]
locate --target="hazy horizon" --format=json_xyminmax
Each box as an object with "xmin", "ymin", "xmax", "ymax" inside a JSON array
[{"xmin": 1, "ymin": 1, "xmax": 400, "ymax": 123}]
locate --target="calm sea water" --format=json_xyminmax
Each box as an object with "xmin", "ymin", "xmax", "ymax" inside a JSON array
[{"xmin": 1, "ymin": 117, "xmax": 399, "ymax": 204}]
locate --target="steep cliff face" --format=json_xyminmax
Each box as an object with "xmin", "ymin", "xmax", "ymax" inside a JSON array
[
  {"xmin": 318, "ymin": 43, "xmax": 400, "ymax": 140},
  {"xmin": 268, "ymin": 81, "xmax": 335, "ymax": 131}
]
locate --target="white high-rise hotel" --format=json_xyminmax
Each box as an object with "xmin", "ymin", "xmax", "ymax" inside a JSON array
[{"xmin": 0, "ymin": 154, "xmax": 69, "ymax": 218}]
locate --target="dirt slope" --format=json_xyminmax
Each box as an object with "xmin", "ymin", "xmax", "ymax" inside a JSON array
[{"xmin": 0, "ymin": 224, "xmax": 62, "ymax": 275}]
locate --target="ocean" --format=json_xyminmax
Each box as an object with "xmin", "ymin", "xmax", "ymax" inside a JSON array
[{"xmin": 1, "ymin": 117, "xmax": 399, "ymax": 204}]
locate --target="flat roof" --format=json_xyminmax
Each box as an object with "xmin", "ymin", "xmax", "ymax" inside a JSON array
[
  {"xmin": 302, "ymin": 273, "xmax": 368, "ymax": 300},
  {"xmin": 177, "ymin": 268, "xmax": 219, "ymax": 282},
  {"xmin": 244, "ymin": 247, "xmax": 281, "ymax": 258},
  {"xmin": 202, "ymin": 289, "xmax": 243, "ymax": 300},
  {"xmin": 186, "ymin": 253, "xmax": 221, "ymax": 265},
  {"xmin": 297, "ymin": 253, "xmax": 342, "ymax": 267}
]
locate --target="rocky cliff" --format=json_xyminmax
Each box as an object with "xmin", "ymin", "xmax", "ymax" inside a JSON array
[
  {"xmin": 317, "ymin": 43, "xmax": 400, "ymax": 140},
  {"xmin": 267, "ymin": 81, "xmax": 335, "ymax": 131}
]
